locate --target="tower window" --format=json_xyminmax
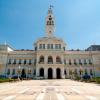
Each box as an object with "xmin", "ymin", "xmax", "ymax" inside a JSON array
[{"xmin": 49, "ymin": 18, "xmax": 52, "ymax": 20}]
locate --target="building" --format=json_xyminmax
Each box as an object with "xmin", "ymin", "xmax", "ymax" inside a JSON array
[
  {"xmin": 86, "ymin": 45, "xmax": 100, "ymax": 51},
  {"xmin": 0, "ymin": 7, "xmax": 100, "ymax": 79}
]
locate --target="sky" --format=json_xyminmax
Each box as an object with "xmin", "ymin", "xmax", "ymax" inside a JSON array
[{"xmin": 0, "ymin": 0, "xmax": 100, "ymax": 50}]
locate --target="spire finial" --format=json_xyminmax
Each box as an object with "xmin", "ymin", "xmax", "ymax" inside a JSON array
[{"xmin": 50, "ymin": 5, "xmax": 53, "ymax": 9}]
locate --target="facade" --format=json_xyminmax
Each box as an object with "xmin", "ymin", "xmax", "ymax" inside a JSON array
[{"xmin": 0, "ymin": 7, "xmax": 100, "ymax": 79}]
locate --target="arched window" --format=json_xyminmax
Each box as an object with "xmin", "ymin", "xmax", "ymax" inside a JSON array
[
  {"xmin": 48, "ymin": 56, "xmax": 53, "ymax": 64},
  {"xmin": 8, "ymin": 59, "xmax": 11, "ymax": 64},
  {"xmin": 74, "ymin": 59, "xmax": 77, "ymax": 65},
  {"xmin": 12, "ymin": 69, "xmax": 15, "ymax": 75},
  {"xmin": 29, "ymin": 59, "xmax": 32, "ymax": 65},
  {"xmin": 89, "ymin": 59, "xmax": 92, "ymax": 65},
  {"xmin": 39, "ymin": 56, "xmax": 44, "ymax": 64},
  {"xmin": 69, "ymin": 59, "xmax": 71, "ymax": 65},
  {"xmin": 90, "ymin": 69, "xmax": 93, "ymax": 76},
  {"xmin": 52, "ymin": 21, "xmax": 54, "ymax": 25},
  {"xmin": 19, "ymin": 59, "xmax": 21, "ymax": 64},
  {"xmin": 85, "ymin": 69, "xmax": 88, "ymax": 75},
  {"xmin": 56, "ymin": 56, "xmax": 61, "ymax": 64},
  {"xmin": 79, "ymin": 59, "xmax": 82, "ymax": 65},
  {"xmin": 7, "ymin": 69, "xmax": 10, "ymax": 75},
  {"xmin": 24, "ymin": 59, "xmax": 26, "ymax": 65},
  {"xmin": 84, "ymin": 59, "xmax": 87, "ymax": 65},
  {"xmin": 13, "ymin": 59, "xmax": 16, "ymax": 64}
]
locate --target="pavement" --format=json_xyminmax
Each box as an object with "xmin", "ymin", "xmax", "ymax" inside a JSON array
[{"xmin": 0, "ymin": 79, "xmax": 100, "ymax": 100}]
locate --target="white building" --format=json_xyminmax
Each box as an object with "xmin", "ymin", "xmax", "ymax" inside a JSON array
[{"xmin": 0, "ymin": 7, "xmax": 100, "ymax": 79}]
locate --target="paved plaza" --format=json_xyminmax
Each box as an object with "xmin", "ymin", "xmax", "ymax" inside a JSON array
[{"xmin": 0, "ymin": 79, "xmax": 100, "ymax": 100}]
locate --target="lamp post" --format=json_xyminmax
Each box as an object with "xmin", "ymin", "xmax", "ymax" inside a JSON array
[{"xmin": 18, "ymin": 66, "xmax": 21, "ymax": 80}]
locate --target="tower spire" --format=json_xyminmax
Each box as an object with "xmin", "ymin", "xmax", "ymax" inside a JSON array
[{"xmin": 46, "ymin": 5, "xmax": 55, "ymax": 37}]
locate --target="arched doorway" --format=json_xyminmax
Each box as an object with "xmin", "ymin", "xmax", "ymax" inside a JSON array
[
  {"xmin": 56, "ymin": 68, "xmax": 61, "ymax": 79},
  {"xmin": 40, "ymin": 68, "xmax": 44, "ymax": 77},
  {"xmin": 21, "ymin": 69, "xmax": 26, "ymax": 78},
  {"xmin": 48, "ymin": 68, "xmax": 53, "ymax": 79}
]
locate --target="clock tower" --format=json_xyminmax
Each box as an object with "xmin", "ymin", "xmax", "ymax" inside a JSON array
[{"xmin": 46, "ymin": 6, "xmax": 55, "ymax": 37}]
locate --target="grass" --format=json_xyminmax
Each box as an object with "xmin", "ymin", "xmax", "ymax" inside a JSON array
[
  {"xmin": 74, "ymin": 76, "xmax": 100, "ymax": 84},
  {"xmin": 0, "ymin": 78, "xmax": 15, "ymax": 83},
  {"xmin": 90, "ymin": 77, "xmax": 100, "ymax": 84}
]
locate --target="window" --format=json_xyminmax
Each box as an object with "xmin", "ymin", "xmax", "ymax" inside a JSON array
[
  {"xmin": 55, "ymin": 44, "xmax": 58, "ymax": 49},
  {"xmin": 24, "ymin": 60, "xmax": 26, "ymax": 65},
  {"xmin": 39, "ymin": 44, "xmax": 42, "ymax": 49},
  {"xmin": 12, "ymin": 69, "xmax": 15, "ymax": 75},
  {"xmin": 89, "ymin": 59, "xmax": 92, "ymax": 65},
  {"xmin": 39, "ymin": 56, "xmax": 44, "ymax": 64},
  {"xmin": 52, "ymin": 21, "xmax": 54, "ymax": 25},
  {"xmin": 7, "ymin": 69, "xmax": 10, "ymax": 75},
  {"xmin": 79, "ymin": 59, "xmax": 82, "ymax": 65},
  {"xmin": 56, "ymin": 57, "xmax": 61, "ymax": 64},
  {"xmin": 13, "ymin": 59, "xmax": 16, "ymax": 64},
  {"xmin": 56, "ymin": 56, "xmax": 61, "ymax": 64},
  {"xmin": 74, "ymin": 59, "xmax": 77, "ymax": 65},
  {"xmin": 51, "ymin": 44, "xmax": 53, "ymax": 49},
  {"xmin": 90, "ymin": 69, "xmax": 93, "ymax": 75},
  {"xmin": 69, "ymin": 59, "xmax": 72, "ymax": 65},
  {"xmin": 19, "ymin": 59, "xmax": 21, "ymax": 64},
  {"xmin": 84, "ymin": 59, "xmax": 87, "ymax": 65},
  {"xmin": 63, "ymin": 47, "xmax": 65, "ymax": 51},
  {"xmin": 59, "ymin": 44, "xmax": 61, "ymax": 49},
  {"xmin": 43, "ymin": 44, "xmax": 45, "ymax": 49},
  {"xmin": 85, "ymin": 69, "xmax": 88, "ymax": 75},
  {"xmin": 47, "ymin": 44, "xmax": 50, "ymax": 49},
  {"xmin": 29, "ymin": 59, "xmax": 32, "ymax": 65},
  {"xmin": 48, "ymin": 56, "xmax": 53, "ymax": 64},
  {"xmin": 35, "ymin": 47, "xmax": 37, "ymax": 51},
  {"xmin": 8, "ymin": 59, "xmax": 11, "ymax": 64}
]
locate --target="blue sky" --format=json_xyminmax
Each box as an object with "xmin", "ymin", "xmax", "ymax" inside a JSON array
[{"xmin": 0, "ymin": 0, "xmax": 100, "ymax": 50}]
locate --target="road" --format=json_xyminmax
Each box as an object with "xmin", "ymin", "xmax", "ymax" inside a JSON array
[{"xmin": 0, "ymin": 79, "xmax": 100, "ymax": 100}]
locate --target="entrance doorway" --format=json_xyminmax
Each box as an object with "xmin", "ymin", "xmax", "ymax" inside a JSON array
[
  {"xmin": 48, "ymin": 68, "xmax": 53, "ymax": 79},
  {"xmin": 56, "ymin": 68, "xmax": 61, "ymax": 79},
  {"xmin": 40, "ymin": 68, "xmax": 44, "ymax": 77},
  {"xmin": 21, "ymin": 69, "xmax": 26, "ymax": 78}
]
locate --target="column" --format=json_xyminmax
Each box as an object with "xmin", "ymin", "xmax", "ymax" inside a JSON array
[
  {"xmin": 53, "ymin": 68, "xmax": 56, "ymax": 79},
  {"xmin": 53, "ymin": 56, "xmax": 56, "ymax": 64},
  {"xmin": 36, "ymin": 67, "xmax": 39, "ymax": 77},
  {"xmin": 44, "ymin": 68, "xmax": 48, "ymax": 79},
  {"xmin": 61, "ymin": 68, "xmax": 65, "ymax": 79},
  {"xmin": 45, "ymin": 55, "xmax": 48, "ymax": 64}
]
